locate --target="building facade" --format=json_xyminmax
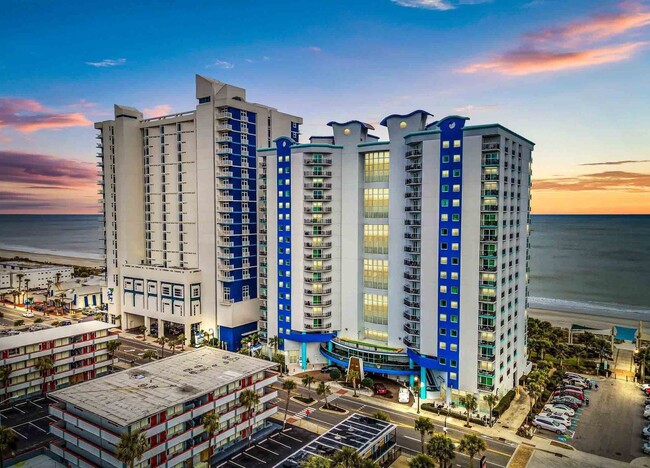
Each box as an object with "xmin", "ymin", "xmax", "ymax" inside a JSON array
[
  {"xmin": 0, "ymin": 261, "xmax": 73, "ymax": 291},
  {"xmin": 48, "ymin": 347, "xmax": 278, "ymax": 468},
  {"xmin": 96, "ymin": 75, "xmax": 301, "ymax": 349},
  {"xmin": 0, "ymin": 321, "xmax": 118, "ymax": 401},
  {"xmin": 260, "ymin": 112, "xmax": 533, "ymax": 398}
]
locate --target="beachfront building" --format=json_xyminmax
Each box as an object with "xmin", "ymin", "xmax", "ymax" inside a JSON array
[
  {"xmin": 260, "ymin": 112, "xmax": 534, "ymax": 398},
  {"xmin": 0, "ymin": 261, "xmax": 73, "ymax": 291},
  {"xmin": 50, "ymin": 277, "xmax": 105, "ymax": 312},
  {"xmin": 95, "ymin": 75, "xmax": 301, "ymax": 349},
  {"xmin": 48, "ymin": 347, "xmax": 278, "ymax": 467},
  {"xmin": 0, "ymin": 321, "xmax": 118, "ymax": 401}
]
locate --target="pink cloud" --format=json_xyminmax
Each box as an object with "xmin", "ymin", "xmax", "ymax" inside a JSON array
[
  {"xmin": 0, "ymin": 98, "xmax": 91, "ymax": 133},
  {"xmin": 0, "ymin": 150, "xmax": 96, "ymax": 188},
  {"xmin": 461, "ymin": 42, "xmax": 647, "ymax": 75},
  {"xmin": 143, "ymin": 104, "xmax": 172, "ymax": 118}
]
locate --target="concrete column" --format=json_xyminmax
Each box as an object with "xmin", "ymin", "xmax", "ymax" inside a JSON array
[
  {"xmin": 327, "ymin": 341, "xmax": 333, "ymax": 365},
  {"xmin": 420, "ymin": 367, "xmax": 427, "ymax": 400},
  {"xmin": 301, "ymin": 342, "xmax": 307, "ymax": 371},
  {"xmin": 144, "ymin": 316, "xmax": 151, "ymax": 336},
  {"xmin": 158, "ymin": 318, "xmax": 163, "ymax": 338}
]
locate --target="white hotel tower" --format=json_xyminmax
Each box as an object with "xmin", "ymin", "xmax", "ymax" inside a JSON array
[
  {"xmin": 260, "ymin": 111, "xmax": 534, "ymax": 398},
  {"xmin": 95, "ymin": 75, "xmax": 301, "ymax": 350}
]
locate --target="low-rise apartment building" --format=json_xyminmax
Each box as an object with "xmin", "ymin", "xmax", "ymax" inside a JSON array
[
  {"xmin": 0, "ymin": 321, "xmax": 118, "ymax": 401},
  {"xmin": 48, "ymin": 347, "xmax": 278, "ymax": 467},
  {"xmin": 0, "ymin": 261, "xmax": 73, "ymax": 291}
]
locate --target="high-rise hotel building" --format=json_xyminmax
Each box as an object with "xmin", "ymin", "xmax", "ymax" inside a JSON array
[
  {"xmin": 95, "ymin": 75, "xmax": 301, "ymax": 350},
  {"xmin": 260, "ymin": 111, "xmax": 533, "ymax": 397}
]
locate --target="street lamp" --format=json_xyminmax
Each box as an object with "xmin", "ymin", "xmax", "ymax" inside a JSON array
[
  {"xmin": 414, "ymin": 376, "xmax": 421, "ymax": 414},
  {"xmin": 444, "ymin": 384, "xmax": 453, "ymax": 431}
]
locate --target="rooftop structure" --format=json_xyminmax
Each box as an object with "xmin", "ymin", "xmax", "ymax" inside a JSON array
[{"xmin": 0, "ymin": 321, "xmax": 114, "ymax": 351}]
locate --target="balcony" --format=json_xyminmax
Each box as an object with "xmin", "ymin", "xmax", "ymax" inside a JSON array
[
  {"xmin": 404, "ymin": 246, "xmax": 421, "ymax": 253},
  {"xmin": 403, "ymin": 285, "xmax": 420, "ymax": 294},
  {"xmin": 304, "ymin": 182, "xmax": 332, "ymax": 190},
  {"xmin": 481, "ymin": 204, "xmax": 499, "ymax": 212},
  {"xmin": 404, "ymin": 232, "xmax": 421, "ymax": 240},
  {"xmin": 480, "ymin": 234, "xmax": 498, "ymax": 242},
  {"xmin": 482, "ymin": 143, "xmax": 500, "ymax": 151},
  {"xmin": 404, "ymin": 298, "xmax": 420, "ymax": 308},
  {"xmin": 305, "ymin": 323, "xmax": 332, "ymax": 330},
  {"xmin": 405, "ymin": 191, "xmax": 421, "ymax": 199},
  {"xmin": 304, "ymin": 170, "xmax": 332, "ymax": 178},
  {"xmin": 481, "ymin": 157, "xmax": 500, "ymax": 166},
  {"xmin": 403, "ymin": 337, "xmax": 419, "ymax": 348},
  {"xmin": 304, "ymin": 230, "xmax": 332, "ymax": 237},
  {"xmin": 305, "ymin": 311, "xmax": 332, "ymax": 318},
  {"xmin": 481, "ymin": 172, "xmax": 499, "ymax": 181},
  {"xmin": 217, "ymin": 147, "xmax": 233, "ymax": 155},
  {"xmin": 479, "ymin": 338, "xmax": 496, "ymax": 346},
  {"xmin": 304, "ymin": 206, "xmax": 332, "ymax": 214},
  {"xmin": 404, "ymin": 219, "xmax": 421, "ymax": 226},
  {"xmin": 478, "ymin": 369, "xmax": 495, "ymax": 377},
  {"xmin": 304, "ymin": 265, "xmax": 332, "ymax": 273},
  {"xmin": 304, "ymin": 218, "xmax": 332, "ymax": 225},
  {"xmin": 304, "ymin": 299, "xmax": 332, "ymax": 307},
  {"xmin": 403, "ymin": 324, "xmax": 420, "ymax": 335},
  {"xmin": 218, "ymin": 112, "xmax": 233, "ymax": 119},
  {"xmin": 480, "ymin": 280, "xmax": 497, "ymax": 287},
  {"xmin": 406, "ymin": 163, "xmax": 422, "ymax": 172},
  {"xmin": 478, "ymin": 323, "xmax": 496, "ymax": 332},
  {"xmin": 304, "ymin": 276, "xmax": 332, "ymax": 284},
  {"xmin": 304, "ymin": 287, "xmax": 332, "ymax": 296},
  {"xmin": 406, "ymin": 177, "xmax": 422, "ymax": 185},
  {"xmin": 405, "ymin": 149, "xmax": 422, "ymax": 158},
  {"xmin": 478, "ymin": 354, "xmax": 496, "ymax": 362},
  {"xmin": 404, "ymin": 259, "xmax": 421, "ymax": 268},
  {"xmin": 304, "ymin": 195, "xmax": 332, "ymax": 202},
  {"xmin": 404, "ymin": 272, "xmax": 420, "ymax": 281},
  {"xmin": 478, "ymin": 383, "xmax": 495, "ymax": 391},
  {"xmin": 305, "ymin": 157, "xmax": 332, "ymax": 165},
  {"xmin": 304, "ymin": 253, "xmax": 332, "ymax": 260},
  {"xmin": 403, "ymin": 310, "xmax": 419, "ymax": 321},
  {"xmin": 305, "ymin": 241, "xmax": 332, "ymax": 248},
  {"xmin": 482, "ymin": 189, "xmax": 499, "ymax": 197},
  {"xmin": 479, "ymin": 295, "xmax": 497, "ymax": 303},
  {"xmin": 405, "ymin": 205, "xmax": 421, "ymax": 213}
]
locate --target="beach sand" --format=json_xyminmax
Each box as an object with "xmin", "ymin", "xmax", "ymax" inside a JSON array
[
  {"xmin": 529, "ymin": 308, "xmax": 650, "ymax": 332},
  {"xmin": 0, "ymin": 249, "xmax": 104, "ymax": 269}
]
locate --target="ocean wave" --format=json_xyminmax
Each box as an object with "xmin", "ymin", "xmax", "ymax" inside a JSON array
[
  {"xmin": 529, "ymin": 296, "xmax": 650, "ymax": 321},
  {"xmin": 0, "ymin": 243, "xmax": 104, "ymax": 261}
]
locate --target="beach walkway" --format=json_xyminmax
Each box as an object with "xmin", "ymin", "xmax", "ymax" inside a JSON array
[{"xmin": 613, "ymin": 343, "xmax": 636, "ymax": 379}]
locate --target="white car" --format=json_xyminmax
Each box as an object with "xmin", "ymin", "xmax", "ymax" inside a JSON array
[
  {"xmin": 643, "ymin": 442, "xmax": 650, "ymax": 455},
  {"xmin": 642, "ymin": 384, "xmax": 650, "ymax": 391},
  {"xmin": 532, "ymin": 416, "xmax": 567, "ymax": 435},
  {"xmin": 22, "ymin": 311, "xmax": 34, "ymax": 318},
  {"xmin": 543, "ymin": 404, "xmax": 575, "ymax": 417},
  {"xmin": 398, "ymin": 387, "xmax": 410, "ymax": 403},
  {"xmin": 539, "ymin": 412, "xmax": 572, "ymax": 427}
]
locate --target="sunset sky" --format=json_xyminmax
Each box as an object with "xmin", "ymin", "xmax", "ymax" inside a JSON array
[{"xmin": 1, "ymin": 0, "xmax": 649, "ymax": 214}]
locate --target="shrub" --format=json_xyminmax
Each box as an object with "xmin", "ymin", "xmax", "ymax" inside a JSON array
[
  {"xmin": 0, "ymin": 312, "xmax": 4, "ymax": 318},
  {"xmin": 13, "ymin": 319, "xmax": 24, "ymax": 327},
  {"xmin": 329, "ymin": 368, "xmax": 342, "ymax": 381},
  {"xmin": 361, "ymin": 377, "xmax": 374, "ymax": 389},
  {"xmin": 422, "ymin": 403, "xmax": 486, "ymax": 426},
  {"xmin": 34, "ymin": 318, "xmax": 43, "ymax": 323},
  {"xmin": 492, "ymin": 389, "xmax": 516, "ymax": 417}
]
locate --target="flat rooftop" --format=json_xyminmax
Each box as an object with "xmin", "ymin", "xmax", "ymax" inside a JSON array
[
  {"xmin": 0, "ymin": 321, "xmax": 115, "ymax": 352},
  {"xmin": 50, "ymin": 347, "xmax": 277, "ymax": 427},
  {"xmin": 279, "ymin": 414, "xmax": 397, "ymax": 466}
]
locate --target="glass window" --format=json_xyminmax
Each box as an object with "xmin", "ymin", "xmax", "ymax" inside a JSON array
[
  {"xmin": 440, "ymin": 313, "xmax": 447, "ymax": 321},
  {"xmin": 363, "ymin": 259, "xmax": 389, "ymax": 289},
  {"xmin": 364, "ymin": 328, "xmax": 388, "ymax": 343},
  {"xmin": 363, "ymin": 225, "xmax": 389, "ymax": 254},
  {"xmin": 363, "ymin": 294, "xmax": 388, "ymax": 325},
  {"xmin": 364, "ymin": 188, "xmax": 389, "ymax": 218},
  {"xmin": 363, "ymin": 151, "xmax": 390, "ymax": 183},
  {"xmin": 453, "ymin": 140, "xmax": 461, "ymax": 148},
  {"xmin": 439, "ymin": 342, "xmax": 447, "ymax": 349},
  {"xmin": 454, "ymin": 154, "xmax": 461, "ymax": 163},
  {"xmin": 442, "ymin": 141, "xmax": 450, "ymax": 148}
]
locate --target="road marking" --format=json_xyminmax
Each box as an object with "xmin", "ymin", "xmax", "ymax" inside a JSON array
[
  {"xmin": 227, "ymin": 460, "xmax": 246, "ymax": 468},
  {"xmin": 29, "ymin": 421, "xmax": 46, "ymax": 432},
  {"xmin": 29, "ymin": 400, "xmax": 41, "ymax": 409},
  {"xmin": 243, "ymin": 451, "xmax": 266, "ymax": 463},
  {"xmin": 256, "ymin": 444, "xmax": 279, "ymax": 455},
  {"xmin": 13, "ymin": 405, "xmax": 25, "ymax": 414},
  {"xmin": 280, "ymin": 431, "xmax": 302, "ymax": 442},
  {"xmin": 268, "ymin": 437, "xmax": 291, "ymax": 449},
  {"xmin": 10, "ymin": 428, "xmax": 27, "ymax": 439},
  {"xmin": 404, "ymin": 435, "xmax": 421, "ymax": 442},
  {"xmin": 294, "ymin": 407, "xmax": 316, "ymax": 420}
]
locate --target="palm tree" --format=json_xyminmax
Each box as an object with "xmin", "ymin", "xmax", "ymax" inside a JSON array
[
  {"xmin": 11, "ymin": 291, "xmax": 17, "ymax": 309},
  {"xmin": 156, "ymin": 336, "xmax": 168, "ymax": 358},
  {"xmin": 461, "ymin": 394, "xmax": 478, "ymax": 428},
  {"xmin": 331, "ymin": 447, "xmax": 363, "ymax": 467},
  {"xmin": 106, "ymin": 340, "xmax": 121, "ymax": 359},
  {"xmin": 458, "ymin": 434, "xmax": 487, "ymax": 468},
  {"xmin": 202, "ymin": 412, "xmax": 220, "ymax": 460},
  {"xmin": 168, "ymin": 338, "xmax": 177, "ymax": 355},
  {"xmin": 54, "ymin": 272, "xmax": 62, "ymax": 285},
  {"xmin": 34, "ymin": 356, "xmax": 54, "ymax": 395},
  {"xmin": 15, "ymin": 274, "xmax": 24, "ymax": 297},
  {"xmin": 426, "ymin": 433, "xmax": 455, "ymax": 468},
  {"xmin": 0, "ymin": 425, "xmax": 17, "ymax": 468},
  {"xmin": 45, "ymin": 280, "xmax": 53, "ymax": 306},
  {"xmin": 0, "ymin": 367, "xmax": 12, "ymax": 406},
  {"xmin": 282, "ymin": 380, "xmax": 297, "ymax": 429},
  {"xmin": 300, "ymin": 455, "xmax": 332, "ymax": 468},
  {"xmin": 371, "ymin": 411, "xmax": 390, "ymax": 422},
  {"xmin": 142, "ymin": 350, "xmax": 157, "ymax": 362},
  {"xmin": 137, "ymin": 325, "xmax": 147, "ymax": 341},
  {"xmin": 316, "ymin": 381, "xmax": 331, "ymax": 409},
  {"xmin": 408, "ymin": 454, "xmax": 436, "ymax": 468},
  {"xmin": 274, "ymin": 353, "xmax": 286, "ymax": 376},
  {"xmin": 23, "ymin": 279, "xmax": 30, "ymax": 309},
  {"xmin": 177, "ymin": 333, "xmax": 185, "ymax": 350},
  {"xmin": 414, "ymin": 416, "xmax": 435, "ymax": 454},
  {"xmin": 239, "ymin": 389, "xmax": 260, "ymax": 447},
  {"xmin": 348, "ymin": 370, "xmax": 360, "ymax": 397},
  {"xmin": 115, "ymin": 429, "xmax": 149, "ymax": 468},
  {"xmin": 483, "ymin": 394, "xmax": 499, "ymax": 427},
  {"xmin": 268, "ymin": 335, "xmax": 280, "ymax": 358},
  {"xmin": 555, "ymin": 343, "xmax": 570, "ymax": 369},
  {"xmin": 302, "ymin": 375, "xmax": 315, "ymax": 400}
]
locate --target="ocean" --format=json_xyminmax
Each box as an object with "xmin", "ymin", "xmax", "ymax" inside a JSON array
[{"xmin": 0, "ymin": 214, "xmax": 648, "ymax": 318}]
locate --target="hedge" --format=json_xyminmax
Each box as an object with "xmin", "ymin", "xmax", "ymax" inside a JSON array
[
  {"xmin": 421, "ymin": 403, "xmax": 487, "ymax": 426},
  {"xmin": 492, "ymin": 389, "xmax": 516, "ymax": 417}
]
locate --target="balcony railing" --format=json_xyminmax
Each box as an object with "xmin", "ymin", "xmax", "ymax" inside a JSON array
[
  {"xmin": 405, "ymin": 149, "xmax": 422, "ymax": 158},
  {"xmin": 305, "ymin": 311, "xmax": 332, "ymax": 318},
  {"xmin": 304, "ymin": 230, "xmax": 332, "ymax": 237},
  {"xmin": 403, "ymin": 324, "xmax": 420, "ymax": 335},
  {"xmin": 482, "ymin": 143, "xmax": 500, "ymax": 150},
  {"xmin": 304, "ymin": 299, "xmax": 332, "ymax": 307},
  {"xmin": 304, "ymin": 265, "xmax": 332, "ymax": 272},
  {"xmin": 403, "ymin": 311, "xmax": 419, "ymax": 321},
  {"xmin": 304, "ymin": 170, "xmax": 332, "ymax": 178},
  {"xmin": 304, "ymin": 276, "xmax": 332, "ymax": 284},
  {"xmin": 478, "ymin": 354, "xmax": 495, "ymax": 362},
  {"xmin": 304, "ymin": 288, "xmax": 332, "ymax": 296},
  {"xmin": 304, "ymin": 253, "xmax": 332, "ymax": 260},
  {"xmin": 305, "ymin": 157, "xmax": 332, "ymax": 165},
  {"xmin": 305, "ymin": 323, "xmax": 332, "ymax": 330}
]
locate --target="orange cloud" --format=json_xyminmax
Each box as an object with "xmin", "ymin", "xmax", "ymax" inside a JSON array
[
  {"xmin": 0, "ymin": 98, "xmax": 91, "ymax": 133},
  {"xmin": 461, "ymin": 42, "xmax": 647, "ymax": 75},
  {"xmin": 532, "ymin": 189, "xmax": 650, "ymax": 214},
  {"xmin": 533, "ymin": 171, "xmax": 650, "ymax": 192},
  {"xmin": 143, "ymin": 104, "xmax": 172, "ymax": 118}
]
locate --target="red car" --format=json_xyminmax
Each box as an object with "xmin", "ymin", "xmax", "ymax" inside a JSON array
[{"xmin": 373, "ymin": 383, "xmax": 388, "ymax": 395}]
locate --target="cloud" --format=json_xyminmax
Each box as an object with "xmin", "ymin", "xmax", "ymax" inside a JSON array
[
  {"xmin": 67, "ymin": 99, "xmax": 97, "ymax": 110},
  {"xmin": 0, "ymin": 98, "xmax": 91, "ymax": 133},
  {"xmin": 143, "ymin": 104, "xmax": 172, "ymax": 118},
  {"xmin": 0, "ymin": 150, "xmax": 96, "ymax": 188},
  {"xmin": 307, "ymin": 46, "xmax": 322, "ymax": 53},
  {"xmin": 580, "ymin": 159, "xmax": 650, "ymax": 166},
  {"xmin": 460, "ymin": 42, "xmax": 648, "ymax": 75},
  {"xmin": 533, "ymin": 171, "xmax": 650, "ymax": 192},
  {"xmin": 454, "ymin": 104, "xmax": 500, "ymax": 113},
  {"xmin": 460, "ymin": 2, "xmax": 650, "ymax": 76},
  {"xmin": 212, "ymin": 59, "xmax": 234, "ymax": 69},
  {"xmin": 262, "ymin": 56, "xmax": 270, "ymax": 61},
  {"xmin": 85, "ymin": 58, "xmax": 126, "ymax": 68},
  {"xmin": 391, "ymin": 0, "xmax": 489, "ymax": 10}
]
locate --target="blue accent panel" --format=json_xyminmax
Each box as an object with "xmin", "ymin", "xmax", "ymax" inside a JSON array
[
  {"xmin": 285, "ymin": 331, "xmax": 335, "ymax": 343},
  {"xmin": 420, "ymin": 367, "xmax": 427, "ymax": 399},
  {"xmin": 436, "ymin": 116, "xmax": 468, "ymax": 390},
  {"xmin": 379, "ymin": 110, "xmax": 432, "ymax": 127},
  {"xmin": 219, "ymin": 321, "xmax": 257, "ymax": 352},
  {"xmin": 275, "ymin": 137, "xmax": 294, "ymax": 340},
  {"xmin": 407, "ymin": 348, "xmax": 442, "ymax": 369},
  {"xmin": 321, "ymin": 347, "xmax": 418, "ymax": 376},
  {"xmin": 301, "ymin": 343, "xmax": 307, "ymax": 370},
  {"xmin": 427, "ymin": 115, "xmax": 470, "ymax": 130}
]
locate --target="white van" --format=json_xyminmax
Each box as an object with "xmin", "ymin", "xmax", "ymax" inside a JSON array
[{"xmin": 398, "ymin": 387, "xmax": 410, "ymax": 403}]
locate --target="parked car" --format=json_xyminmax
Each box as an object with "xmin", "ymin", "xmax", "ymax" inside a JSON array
[
  {"xmin": 373, "ymin": 383, "xmax": 388, "ymax": 395},
  {"xmin": 551, "ymin": 398, "xmax": 580, "ymax": 410},
  {"xmin": 22, "ymin": 311, "xmax": 34, "ymax": 318},
  {"xmin": 643, "ymin": 425, "xmax": 650, "ymax": 440},
  {"xmin": 532, "ymin": 416, "xmax": 567, "ymax": 435},
  {"xmin": 643, "ymin": 442, "xmax": 650, "ymax": 455},
  {"xmin": 543, "ymin": 404, "xmax": 575, "ymax": 417},
  {"xmin": 563, "ymin": 377, "xmax": 591, "ymax": 389},
  {"xmin": 320, "ymin": 365, "xmax": 340, "ymax": 374},
  {"xmin": 641, "ymin": 384, "xmax": 650, "ymax": 391},
  {"xmin": 398, "ymin": 387, "xmax": 410, "ymax": 403},
  {"xmin": 556, "ymin": 384, "xmax": 585, "ymax": 394},
  {"xmin": 643, "ymin": 408, "xmax": 650, "ymax": 419},
  {"xmin": 60, "ymin": 320, "xmax": 72, "ymax": 326},
  {"xmin": 539, "ymin": 412, "xmax": 572, "ymax": 427},
  {"xmin": 554, "ymin": 390, "xmax": 584, "ymax": 401}
]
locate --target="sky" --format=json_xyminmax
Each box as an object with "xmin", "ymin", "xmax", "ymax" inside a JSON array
[{"xmin": 0, "ymin": 0, "xmax": 649, "ymax": 215}]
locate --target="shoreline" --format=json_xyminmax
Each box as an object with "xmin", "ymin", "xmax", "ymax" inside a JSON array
[
  {"xmin": 529, "ymin": 308, "xmax": 650, "ymax": 331},
  {"xmin": 0, "ymin": 249, "xmax": 105, "ymax": 269}
]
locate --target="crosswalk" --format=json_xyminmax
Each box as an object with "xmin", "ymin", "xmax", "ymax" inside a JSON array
[{"xmin": 294, "ymin": 407, "xmax": 316, "ymax": 420}]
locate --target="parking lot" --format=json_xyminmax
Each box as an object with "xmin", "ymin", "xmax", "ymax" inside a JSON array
[
  {"xmin": 217, "ymin": 422, "xmax": 318, "ymax": 468},
  {"xmin": 0, "ymin": 396, "xmax": 56, "ymax": 454}
]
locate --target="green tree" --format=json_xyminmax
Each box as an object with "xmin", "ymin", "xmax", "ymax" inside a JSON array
[
  {"xmin": 202, "ymin": 412, "xmax": 220, "ymax": 459},
  {"xmin": 301, "ymin": 455, "xmax": 332, "ymax": 468},
  {"xmin": 316, "ymin": 381, "xmax": 332, "ymax": 409},
  {"xmin": 115, "ymin": 429, "xmax": 149, "ymax": 468},
  {"xmin": 15, "ymin": 274, "xmax": 24, "ymax": 296},
  {"xmin": 282, "ymin": 380, "xmax": 297, "ymax": 429},
  {"xmin": 458, "ymin": 434, "xmax": 487, "ymax": 468},
  {"xmin": 142, "ymin": 350, "xmax": 157, "ymax": 362},
  {"xmin": 426, "ymin": 433, "xmax": 455, "ymax": 468},
  {"xmin": 268, "ymin": 335, "xmax": 281, "ymax": 357},
  {"xmin": 554, "ymin": 343, "xmax": 570, "ymax": 369},
  {"xmin": 0, "ymin": 367, "xmax": 12, "ymax": 406},
  {"xmin": 106, "ymin": 340, "xmax": 121, "ymax": 359},
  {"xmin": 483, "ymin": 394, "xmax": 499, "ymax": 427},
  {"xmin": 331, "ymin": 447, "xmax": 372, "ymax": 468},
  {"xmin": 329, "ymin": 368, "xmax": 342, "ymax": 381},
  {"xmin": 34, "ymin": 356, "xmax": 54, "ymax": 395},
  {"xmin": 274, "ymin": 353, "xmax": 286, "ymax": 376},
  {"xmin": 461, "ymin": 394, "xmax": 478, "ymax": 428},
  {"xmin": 371, "ymin": 411, "xmax": 390, "ymax": 422},
  {"xmin": 361, "ymin": 377, "xmax": 374, "ymax": 389},
  {"xmin": 414, "ymin": 416, "xmax": 435, "ymax": 454},
  {"xmin": 348, "ymin": 370, "xmax": 360, "ymax": 397},
  {"xmin": 239, "ymin": 389, "xmax": 261, "ymax": 447},
  {"xmin": 177, "ymin": 333, "xmax": 185, "ymax": 350},
  {"xmin": 23, "ymin": 279, "xmax": 30, "ymax": 309},
  {"xmin": 0, "ymin": 425, "xmax": 18, "ymax": 468},
  {"xmin": 13, "ymin": 320, "xmax": 24, "ymax": 327},
  {"xmin": 156, "ymin": 336, "xmax": 168, "ymax": 358},
  {"xmin": 137, "ymin": 325, "xmax": 147, "ymax": 341},
  {"xmin": 168, "ymin": 338, "xmax": 177, "ymax": 355},
  {"xmin": 302, "ymin": 375, "xmax": 316, "ymax": 400},
  {"xmin": 408, "ymin": 454, "xmax": 436, "ymax": 468}
]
